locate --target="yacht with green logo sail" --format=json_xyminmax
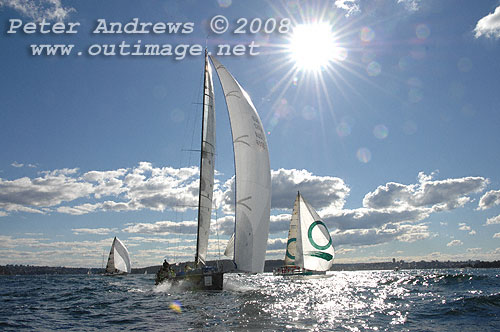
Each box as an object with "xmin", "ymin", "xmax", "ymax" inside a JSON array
[{"xmin": 273, "ymin": 192, "xmax": 335, "ymax": 276}]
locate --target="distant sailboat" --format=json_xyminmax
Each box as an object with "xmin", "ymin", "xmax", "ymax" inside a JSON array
[
  {"xmin": 105, "ymin": 237, "xmax": 131, "ymax": 275},
  {"xmin": 155, "ymin": 51, "xmax": 271, "ymax": 290},
  {"xmin": 274, "ymin": 192, "xmax": 335, "ymax": 276}
]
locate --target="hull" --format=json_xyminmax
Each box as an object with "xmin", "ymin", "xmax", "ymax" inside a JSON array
[
  {"xmin": 155, "ymin": 267, "xmax": 224, "ymax": 291},
  {"xmin": 273, "ymin": 265, "xmax": 326, "ymax": 276},
  {"xmin": 103, "ymin": 272, "xmax": 128, "ymax": 276}
]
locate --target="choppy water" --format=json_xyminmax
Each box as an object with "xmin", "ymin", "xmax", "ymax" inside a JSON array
[{"xmin": 1, "ymin": 269, "xmax": 499, "ymax": 331}]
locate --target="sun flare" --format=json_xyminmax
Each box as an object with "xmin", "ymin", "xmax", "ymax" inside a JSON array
[{"xmin": 288, "ymin": 22, "xmax": 341, "ymax": 72}]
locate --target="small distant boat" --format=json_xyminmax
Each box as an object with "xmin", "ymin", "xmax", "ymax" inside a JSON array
[
  {"xmin": 105, "ymin": 237, "xmax": 131, "ymax": 275},
  {"xmin": 273, "ymin": 192, "xmax": 335, "ymax": 276},
  {"xmin": 155, "ymin": 51, "xmax": 271, "ymax": 290}
]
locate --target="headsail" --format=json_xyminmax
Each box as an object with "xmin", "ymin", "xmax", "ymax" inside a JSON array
[
  {"xmin": 195, "ymin": 51, "xmax": 216, "ymax": 266},
  {"xmin": 295, "ymin": 194, "xmax": 335, "ymax": 271},
  {"xmin": 284, "ymin": 193, "xmax": 300, "ymax": 266},
  {"xmin": 223, "ymin": 233, "xmax": 234, "ymax": 259},
  {"xmin": 209, "ymin": 55, "xmax": 271, "ymax": 273},
  {"xmin": 106, "ymin": 237, "xmax": 131, "ymax": 274}
]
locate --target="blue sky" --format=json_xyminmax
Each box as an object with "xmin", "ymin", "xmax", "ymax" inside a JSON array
[{"xmin": 1, "ymin": 0, "xmax": 500, "ymax": 268}]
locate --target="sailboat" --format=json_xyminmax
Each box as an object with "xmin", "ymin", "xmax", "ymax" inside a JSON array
[
  {"xmin": 105, "ymin": 237, "xmax": 131, "ymax": 275},
  {"xmin": 155, "ymin": 51, "xmax": 271, "ymax": 290},
  {"xmin": 273, "ymin": 192, "xmax": 335, "ymax": 276}
]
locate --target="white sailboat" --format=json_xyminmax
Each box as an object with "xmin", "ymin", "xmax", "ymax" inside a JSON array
[
  {"xmin": 273, "ymin": 192, "xmax": 335, "ymax": 276},
  {"xmin": 105, "ymin": 237, "xmax": 131, "ymax": 275},
  {"xmin": 155, "ymin": 51, "xmax": 271, "ymax": 290}
]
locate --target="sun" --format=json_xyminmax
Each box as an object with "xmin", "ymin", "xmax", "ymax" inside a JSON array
[{"xmin": 288, "ymin": 22, "xmax": 341, "ymax": 72}]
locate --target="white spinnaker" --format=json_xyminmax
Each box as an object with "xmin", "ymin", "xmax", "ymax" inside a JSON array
[
  {"xmin": 106, "ymin": 237, "xmax": 131, "ymax": 274},
  {"xmin": 295, "ymin": 194, "xmax": 334, "ymax": 272},
  {"xmin": 210, "ymin": 55, "xmax": 271, "ymax": 273},
  {"xmin": 284, "ymin": 193, "xmax": 300, "ymax": 266},
  {"xmin": 196, "ymin": 52, "xmax": 216, "ymax": 266}
]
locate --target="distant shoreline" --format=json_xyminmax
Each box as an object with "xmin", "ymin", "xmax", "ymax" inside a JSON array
[{"xmin": 1, "ymin": 259, "xmax": 499, "ymax": 275}]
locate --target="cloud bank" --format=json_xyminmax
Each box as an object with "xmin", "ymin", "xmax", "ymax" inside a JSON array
[{"xmin": 0, "ymin": 163, "xmax": 491, "ymax": 251}]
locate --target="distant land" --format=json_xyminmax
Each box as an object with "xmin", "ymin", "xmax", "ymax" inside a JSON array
[{"xmin": 1, "ymin": 260, "xmax": 500, "ymax": 275}]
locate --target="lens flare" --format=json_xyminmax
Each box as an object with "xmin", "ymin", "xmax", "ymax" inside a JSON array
[
  {"xmin": 373, "ymin": 125, "xmax": 388, "ymax": 139},
  {"xmin": 336, "ymin": 122, "xmax": 351, "ymax": 137},
  {"xmin": 169, "ymin": 300, "xmax": 182, "ymax": 313},
  {"xmin": 366, "ymin": 61, "xmax": 381, "ymax": 76},
  {"xmin": 217, "ymin": 0, "xmax": 232, "ymax": 8},
  {"xmin": 416, "ymin": 24, "xmax": 430, "ymax": 39},
  {"xmin": 360, "ymin": 27, "xmax": 375, "ymax": 42},
  {"xmin": 356, "ymin": 148, "xmax": 372, "ymax": 163}
]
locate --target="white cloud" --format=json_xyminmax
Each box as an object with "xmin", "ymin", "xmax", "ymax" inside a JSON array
[
  {"xmin": 268, "ymin": 213, "xmax": 292, "ymax": 234},
  {"xmin": 0, "ymin": 162, "xmax": 202, "ymax": 216},
  {"xmin": 324, "ymin": 206, "xmax": 430, "ymax": 231},
  {"xmin": 221, "ymin": 168, "xmax": 349, "ymax": 213},
  {"xmin": 270, "ymin": 168, "xmax": 349, "ymax": 210},
  {"xmin": 447, "ymin": 240, "xmax": 463, "ymax": 247},
  {"xmin": 122, "ymin": 220, "xmax": 198, "ymax": 236},
  {"xmin": 0, "ymin": 168, "xmax": 94, "ymax": 214},
  {"xmin": 397, "ymin": 0, "xmax": 421, "ymax": 12},
  {"xmin": 72, "ymin": 228, "xmax": 117, "ymax": 235},
  {"xmin": 458, "ymin": 223, "xmax": 476, "ymax": 235},
  {"xmin": 363, "ymin": 172, "xmax": 488, "ymax": 211},
  {"xmin": 486, "ymin": 214, "xmax": 500, "ymax": 225},
  {"xmin": 334, "ymin": 0, "xmax": 360, "ymax": 16},
  {"xmin": 0, "ymin": 0, "xmax": 75, "ymax": 21},
  {"xmin": 334, "ymin": 0, "xmax": 422, "ymax": 16},
  {"xmin": 267, "ymin": 237, "xmax": 287, "ymax": 251},
  {"xmin": 332, "ymin": 222, "xmax": 430, "ymax": 247},
  {"xmin": 11, "ymin": 161, "xmax": 23, "ymax": 168},
  {"xmin": 478, "ymin": 190, "xmax": 500, "ymax": 210},
  {"xmin": 474, "ymin": 6, "xmax": 500, "ymax": 39},
  {"xmin": 458, "ymin": 223, "xmax": 470, "ymax": 231}
]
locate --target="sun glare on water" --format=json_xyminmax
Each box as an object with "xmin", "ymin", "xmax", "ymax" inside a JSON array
[{"xmin": 288, "ymin": 22, "xmax": 342, "ymax": 72}]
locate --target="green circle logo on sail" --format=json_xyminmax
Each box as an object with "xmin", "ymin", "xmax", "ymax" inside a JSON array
[
  {"xmin": 286, "ymin": 238, "xmax": 296, "ymax": 260},
  {"xmin": 308, "ymin": 220, "xmax": 332, "ymax": 250}
]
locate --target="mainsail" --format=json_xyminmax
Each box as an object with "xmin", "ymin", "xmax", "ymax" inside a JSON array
[
  {"xmin": 105, "ymin": 237, "xmax": 131, "ymax": 274},
  {"xmin": 195, "ymin": 51, "xmax": 216, "ymax": 266},
  {"xmin": 210, "ymin": 55, "xmax": 271, "ymax": 273},
  {"xmin": 294, "ymin": 193, "xmax": 335, "ymax": 272}
]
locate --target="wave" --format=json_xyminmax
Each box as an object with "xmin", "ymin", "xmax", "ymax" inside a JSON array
[
  {"xmin": 381, "ymin": 271, "xmax": 491, "ymax": 287},
  {"xmin": 445, "ymin": 293, "xmax": 500, "ymax": 315}
]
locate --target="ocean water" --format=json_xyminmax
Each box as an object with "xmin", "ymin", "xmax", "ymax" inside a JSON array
[{"xmin": 1, "ymin": 269, "xmax": 499, "ymax": 331}]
